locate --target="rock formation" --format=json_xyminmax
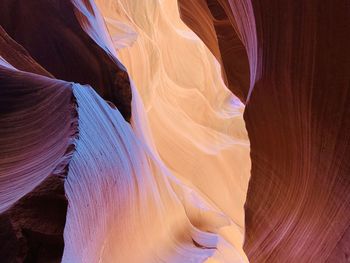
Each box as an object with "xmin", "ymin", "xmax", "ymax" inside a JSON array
[
  {"xmin": 0, "ymin": 0, "xmax": 251, "ymax": 262},
  {"xmin": 178, "ymin": 0, "xmax": 350, "ymax": 262},
  {"xmin": 0, "ymin": 64, "xmax": 76, "ymax": 263},
  {"xmin": 93, "ymin": 1, "xmax": 251, "ymax": 259},
  {"xmin": 0, "ymin": 0, "xmax": 132, "ymax": 120},
  {"xmin": 178, "ymin": 0, "xmax": 251, "ymax": 103},
  {"xmin": 1, "ymin": 0, "xmax": 349, "ymax": 262}
]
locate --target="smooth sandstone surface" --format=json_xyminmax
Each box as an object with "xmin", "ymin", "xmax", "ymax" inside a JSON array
[{"xmin": 94, "ymin": 0, "xmax": 251, "ymax": 260}]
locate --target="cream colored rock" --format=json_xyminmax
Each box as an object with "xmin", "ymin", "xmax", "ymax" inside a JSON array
[{"xmin": 93, "ymin": 0, "xmax": 251, "ymax": 261}]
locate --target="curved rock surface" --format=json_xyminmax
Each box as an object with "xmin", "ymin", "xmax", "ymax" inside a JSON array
[
  {"xmin": 0, "ymin": 0, "xmax": 251, "ymax": 262},
  {"xmin": 2, "ymin": 0, "xmax": 347, "ymax": 262},
  {"xmin": 0, "ymin": 62, "xmax": 77, "ymax": 262},
  {"xmin": 178, "ymin": 0, "xmax": 251, "ymax": 103},
  {"xmin": 179, "ymin": 0, "xmax": 350, "ymax": 262},
  {"xmin": 0, "ymin": 0, "xmax": 131, "ymax": 120},
  {"xmin": 0, "ymin": 26, "xmax": 52, "ymax": 77},
  {"xmin": 63, "ymin": 84, "xmax": 243, "ymax": 262},
  {"xmin": 94, "ymin": 0, "xmax": 251, "ymax": 260}
]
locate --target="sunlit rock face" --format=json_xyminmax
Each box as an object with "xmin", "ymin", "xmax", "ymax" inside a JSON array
[
  {"xmin": 94, "ymin": 0, "xmax": 250, "ymax": 257},
  {"xmin": 179, "ymin": 0, "xmax": 350, "ymax": 262},
  {"xmin": 0, "ymin": 0, "xmax": 251, "ymax": 262},
  {"xmin": 178, "ymin": 0, "xmax": 251, "ymax": 103}
]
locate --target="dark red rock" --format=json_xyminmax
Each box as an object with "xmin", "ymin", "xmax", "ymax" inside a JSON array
[
  {"xmin": 179, "ymin": 0, "xmax": 350, "ymax": 262},
  {"xmin": 0, "ymin": 176, "xmax": 67, "ymax": 263},
  {"xmin": 0, "ymin": 26, "xmax": 52, "ymax": 77},
  {"xmin": 0, "ymin": 0, "xmax": 132, "ymax": 120}
]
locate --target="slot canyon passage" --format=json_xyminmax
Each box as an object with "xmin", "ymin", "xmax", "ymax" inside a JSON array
[{"xmin": 0, "ymin": 0, "xmax": 349, "ymax": 262}]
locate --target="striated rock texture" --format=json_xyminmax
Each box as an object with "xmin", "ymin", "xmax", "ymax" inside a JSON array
[
  {"xmin": 62, "ymin": 84, "xmax": 242, "ymax": 263},
  {"xmin": 1, "ymin": 0, "xmax": 251, "ymax": 262},
  {"xmin": 3, "ymin": 0, "xmax": 348, "ymax": 262},
  {"xmin": 0, "ymin": 16, "xmax": 78, "ymax": 262},
  {"xmin": 0, "ymin": 0, "xmax": 129, "ymax": 261},
  {"xmin": 179, "ymin": 0, "xmax": 350, "ymax": 262},
  {"xmin": 0, "ymin": 0, "xmax": 132, "ymax": 120},
  {"xmin": 0, "ymin": 62, "xmax": 77, "ymax": 262}
]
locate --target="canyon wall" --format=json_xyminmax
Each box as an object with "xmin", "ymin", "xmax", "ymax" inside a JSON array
[
  {"xmin": 2, "ymin": 0, "xmax": 348, "ymax": 261},
  {"xmin": 179, "ymin": 0, "xmax": 350, "ymax": 262}
]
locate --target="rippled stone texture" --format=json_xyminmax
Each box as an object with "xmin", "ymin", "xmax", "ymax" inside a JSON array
[
  {"xmin": 0, "ymin": 0, "xmax": 131, "ymax": 261},
  {"xmin": 0, "ymin": 63, "xmax": 77, "ymax": 262},
  {"xmin": 0, "ymin": 19, "xmax": 79, "ymax": 262},
  {"xmin": 179, "ymin": 0, "xmax": 350, "ymax": 262}
]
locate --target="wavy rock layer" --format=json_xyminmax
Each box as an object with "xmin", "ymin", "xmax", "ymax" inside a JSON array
[
  {"xmin": 0, "ymin": 63, "xmax": 77, "ymax": 262},
  {"xmin": 63, "ymin": 84, "xmax": 244, "ymax": 262},
  {"xmin": 179, "ymin": 0, "xmax": 350, "ymax": 262},
  {"xmin": 0, "ymin": 0, "xmax": 131, "ymax": 120}
]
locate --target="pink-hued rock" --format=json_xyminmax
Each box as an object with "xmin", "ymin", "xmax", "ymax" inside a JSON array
[
  {"xmin": 0, "ymin": 0, "xmax": 132, "ymax": 120},
  {"xmin": 0, "ymin": 63, "xmax": 77, "ymax": 262},
  {"xmin": 179, "ymin": 0, "xmax": 350, "ymax": 262}
]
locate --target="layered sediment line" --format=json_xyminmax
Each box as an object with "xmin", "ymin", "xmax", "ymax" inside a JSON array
[{"xmin": 0, "ymin": 63, "xmax": 78, "ymax": 262}]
